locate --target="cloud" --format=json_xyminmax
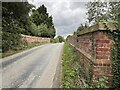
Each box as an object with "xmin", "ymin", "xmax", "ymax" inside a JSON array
[
  {"xmin": 28, "ymin": 0, "xmax": 88, "ymax": 38},
  {"xmin": 70, "ymin": 2, "xmax": 87, "ymax": 10}
]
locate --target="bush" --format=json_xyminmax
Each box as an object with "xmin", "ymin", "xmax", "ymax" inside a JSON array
[
  {"xmin": 51, "ymin": 36, "xmax": 65, "ymax": 43},
  {"xmin": 2, "ymin": 32, "xmax": 21, "ymax": 52}
]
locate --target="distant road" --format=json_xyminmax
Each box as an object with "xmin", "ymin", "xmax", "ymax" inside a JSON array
[{"xmin": 0, "ymin": 43, "xmax": 64, "ymax": 88}]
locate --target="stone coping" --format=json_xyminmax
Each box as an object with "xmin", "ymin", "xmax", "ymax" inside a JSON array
[{"xmin": 77, "ymin": 22, "xmax": 119, "ymax": 36}]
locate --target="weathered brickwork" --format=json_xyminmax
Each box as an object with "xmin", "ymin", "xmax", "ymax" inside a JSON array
[
  {"xmin": 93, "ymin": 31, "xmax": 113, "ymax": 85},
  {"xmin": 21, "ymin": 34, "xmax": 50, "ymax": 44},
  {"xmin": 68, "ymin": 22, "xmax": 117, "ymax": 86}
]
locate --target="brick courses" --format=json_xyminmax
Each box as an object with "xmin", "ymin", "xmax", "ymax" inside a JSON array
[
  {"xmin": 21, "ymin": 34, "xmax": 50, "ymax": 44},
  {"xmin": 68, "ymin": 22, "xmax": 117, "ymax": 86}
]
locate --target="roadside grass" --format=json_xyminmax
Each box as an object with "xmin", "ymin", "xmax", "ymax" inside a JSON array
[
  {"xmin": 62, "ymin": 42, "xmax": 109, "ymax": 89},
  {"xmin": 62, "ymin": 41, "xmax": 82, "ymax": 88},
  {"xmin": 2, "ymin": 42, "xmax": 48, "ymax": 58}
]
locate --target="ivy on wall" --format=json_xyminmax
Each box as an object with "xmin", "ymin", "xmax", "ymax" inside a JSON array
[
  {"xmin": 105, "ymin": 22, "xmax": 120, "ymax": 88},
  {"xmin": 68, "ymin": 22, "xmax": 120, "ymax": 88}
]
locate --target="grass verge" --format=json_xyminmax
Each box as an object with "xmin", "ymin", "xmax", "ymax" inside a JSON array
[
  {"xmin": 62, "ymin": 42, "xmax": 109, "ymax": 89},
  {"xmin": 62, "ymin": 41, "xmax": 82, "ymax": 88},
  {"xmin": 2, "ymin": 42, "xmax": 48, "ymax": 58}
]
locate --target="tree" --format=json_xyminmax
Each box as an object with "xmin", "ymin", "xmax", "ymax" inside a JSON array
[
  {"xmin": 57, "ymin": 36, "xmax": 65, "ymax": 42},
  {"xmin": 30, "ymin": 22, "xmax": 39, "ymax": 36},
  {"xmin": 31, "ymin": 4, "xmax": 56, "ymax": 38},
  {"xmin": 86, "ymin": 1, "xmax": 120, "ymax": 25},
  {"xmin": 37, "ymin": 23, "xmax": 48, "ymax": 37},
  {"xmin": 2, "ymin": 2, "xmax": 33, "ymax": 52},
  {"xmin": 49, "ymin": 27, "xmax": 56, "ymax": 38},
  {"xmin": 109, "ymin": 2, "xmax": 120, "ymax": 21},
  {"xmin": 86, "ymin": 1, "xmax": 108, "ymax": 23},
  {"xmin": 51, "ymin": 36, "xmax": 65, "ymax": 43},
  {"xmin": 37, "ymin": 4, "xmax": 48, "ymax": 16},
  {"xmin": 36, "ymin": 23, "xmax": 55, "ymax": 38},
  {"xmin": 46, "ymin": 16, "xmax": 54, "ymax": 28},
  {"xmin": 31, "ymin": 4, "xmax": 52, "ymax": 27},
  {"xmin": 108, "ymin": 2, "xmax": 120, "ymax": 28}
]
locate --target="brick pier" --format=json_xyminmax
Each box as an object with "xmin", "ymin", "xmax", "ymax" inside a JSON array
[{"xmin": 68, "ymin": 22, "xmax": 118, "ymax": 86}]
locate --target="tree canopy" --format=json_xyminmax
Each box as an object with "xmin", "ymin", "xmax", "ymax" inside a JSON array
[
  {"xmin": 2, "ymin": 2, "xmax": 34, "ymax": 52},
  {"xmin": 51, "ymin": 36, "xmax": 65, "ymax": 43},
  {"xmin": 30, "ymin": 4, "xmax": 56, "ymax": 38},
  {"xmin": 2, "ymin": 3, "xmax": 56, "ymax": 52},
  {"xmin": 86, "ymin": 1, "xmax": 120, "ymax": 24}
]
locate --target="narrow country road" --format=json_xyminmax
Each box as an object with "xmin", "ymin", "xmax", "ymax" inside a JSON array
[{"xmin": 0, "ymin": 43, "xmax": 64, "ymax": 88}]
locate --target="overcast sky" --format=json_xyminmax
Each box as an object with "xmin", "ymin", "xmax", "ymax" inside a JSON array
[{"xmin": 28, "ymin": 0, "xmax": 89, "ymax": 38}]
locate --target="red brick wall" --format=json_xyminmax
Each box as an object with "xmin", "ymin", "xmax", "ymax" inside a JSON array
[
  {"xmin": 68, "ymin": 31, "xmax": 113, "ymax": 86},
  {"xmin": 77, "ymin": 33, "xmax": 91, "ymax": 56},
  {"xmin": 21, "ymin": 34, "xmax": 50, "ymax": 44},
  {"xmin": 69, "ymin": 34, "xmax": 92, "ymax": 82},
  {"xmin": 93, "ymin": 31, "xmax": 113, "ymax": 85},
  {"xmin": 68, "ymin": 36, "xmax": 77, "ymax": 47}
]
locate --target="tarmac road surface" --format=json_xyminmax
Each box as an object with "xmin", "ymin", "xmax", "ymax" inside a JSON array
[{"xmin": 0, "ymin": 43, "xmax": 64, "ymax": 88}]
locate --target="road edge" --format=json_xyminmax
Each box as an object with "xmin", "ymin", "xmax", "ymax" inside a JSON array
[{"xmin": 52, "ymin": 43, "xmax": 64, "ymax": 88}]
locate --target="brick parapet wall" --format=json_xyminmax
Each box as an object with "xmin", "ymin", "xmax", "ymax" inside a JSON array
[
  {"xmin": 93, "ymin": 31, "xmax": 113, "ymax": 85},
  {"xmin": 68, "ymin": 22, "xmax": 118, "ymax": 86},
  {"xmin": 21, "ymin": 34, "xmax": 50, "ymax": 44}
]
